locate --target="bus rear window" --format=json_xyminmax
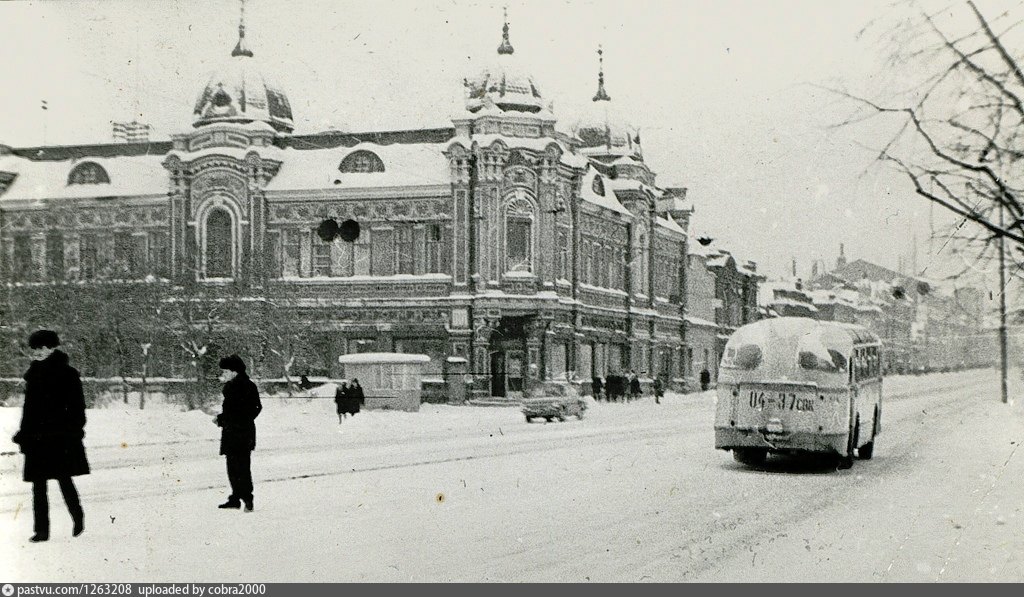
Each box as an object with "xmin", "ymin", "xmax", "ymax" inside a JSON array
[
  {"xmin": 723, "ymin": 344, "xmax": 763, "ymax": 370},
  {"xmin": 798, "ymin": 349, "xmax": 847, "ymax": 372}
]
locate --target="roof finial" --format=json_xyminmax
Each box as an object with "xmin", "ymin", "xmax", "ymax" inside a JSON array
[
  {"xmin": 232, "ymin": 0, "xmax": 253, "ymax": 58},
  {"xmin": 593, "ymin": 45, "xmax": 611, "ymax": 102},
  {"xmin": 497, "ymin": 6, "xmax": 514, "ymax": 55}
]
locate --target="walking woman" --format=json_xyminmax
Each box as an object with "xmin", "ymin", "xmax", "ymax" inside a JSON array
[
  {"xmin": 12, "ymin": 330, "xmax": 88, "ymax": 542},
  {"xmin": 214, "ymin": 355, "xmax": 262, "ymax": 512},
  {"xmin": 334, "ymin": 380, "xmax": 350, "ymax": 423}
]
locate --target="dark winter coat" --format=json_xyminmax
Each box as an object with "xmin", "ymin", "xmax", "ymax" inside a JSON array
[
  {"xmin": 13, "ymin": 350, "xmax": 90, "ymax": 482},
  {"xmin": 653, "ymin": 378, "xmax": 664, "ymax": 398},
  {"xmin": 629, "ymin": 376, "xmax": 641, "ymax": 396},
  {"xmin": 335, "ymin": 383, "xmax": 364, "ymax": 415},
  {"xmin": 216, "ymin": 373, "xmax": 262, "ymax": 455}
]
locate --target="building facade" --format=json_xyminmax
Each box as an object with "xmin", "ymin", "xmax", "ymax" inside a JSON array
[{"xmin": 0, "ymin": 13, "xmax": 710, "ymax": 399}]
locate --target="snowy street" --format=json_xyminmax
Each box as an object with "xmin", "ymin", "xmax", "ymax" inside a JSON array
[{"xmin": 2, "ymin": 369, "xmax": 1023, "ymax": 582}]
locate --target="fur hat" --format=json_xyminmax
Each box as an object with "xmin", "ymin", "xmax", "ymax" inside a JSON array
[
  {"xmin": 218, "ymin": 354, "xmax": 247, "ymax": 373},
  {"xmin": 28, "ymin": 329, "xmax": 60, "ymax": 349}
]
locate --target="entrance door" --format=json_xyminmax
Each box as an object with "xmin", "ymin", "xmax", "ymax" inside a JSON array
[
  {"xmin": 490, "ymin": 351, "xmax": 506, "ymax": 397},
  {"xmin": 506, "ymin": 350, "xmax": 524, "ymax": 396}
]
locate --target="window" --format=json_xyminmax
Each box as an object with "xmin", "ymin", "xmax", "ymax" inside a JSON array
[
  {"xmin": 12, "ymin": 235, "xmax": 33, "ymax": 282},
  {"xmin": 396, "ymin": 225, "xmax": 414, "ymax": 275},
  {"xmin": 338, "ymin": 150, "xmax": 385, "ymax": 174},
  {"xmin": 67, "ymin": 162, "xmax": 110, "ymax": 185},
  {"xmin": 148, "ymin": 232, "xmax": 169, "ymax": 277},
  {"xmin": 425, "ymin": 224, "xmax": 447, "ymax": 274},
  {"xmin": 80, "ymin": 235, "xmax": 98, "ymax": 280},
  {"xmin": 46, "ymin": 233, "xmax": 64, "ymax": 281},
  {"xmin": 205, "ymin": 208, "xmax": 232, "ymax": 278},
  {"xmin": 282, "ymin": 229, "xmax": 301, "ymax": 277},
  {"xmin": 113, "ymin": 232, "xmax": 142, "ymax": 278},
  {"xmin": 354, "ymin": 229, "xmax": 371, "ymax": 275},
  {"xmin": 556, "ymin": 227, "xmax": 569, "ymax": 280},
  {"xmin": 311, "ymin": 232, "xmax": 332, "ymax": 277},
  {"xmin": 506, "ymin": 217, "xmax": 532, "ymax": 272},
  {"xmin": 371, "ymin": 228, "xmax": 394, "ymax": 276}
]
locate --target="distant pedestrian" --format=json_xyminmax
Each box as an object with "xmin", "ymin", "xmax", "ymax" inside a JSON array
[
  {"xmin": 12, "ymin": 330, "xmax": 88, "ymax": 542},
  {"xmin": 607, "ymin": 374, "xmax": 623, "ymax": 402},
  {"xmin": 653, "ymin": 377, "xmax": 664, "ymax": 404},
  {"xmin": 591, "ymin": 376, "xmax": 604, "ymax": 401},
  {"xmin": 334, "ymin": 380, "xmax": 350, "ymax": 423},
  {"xmin": 628, "ymin": 371, "xmax": 641, "ymax": 400},
  {"xmin": 335, "ymin": 379, "xmax": 364, "ymax": 421},
  {"xmin": 298, "ymin": 374, "xmax": 313, "ymax": 391},
  {"xmin": 350, "ymin": 378, "xmax": 365, "ymax": 410},
  {"xmin": 700, "ymin": 369, "xmax": 711, "ymax": 392},
  {"xmin": 214, "ymin": 355, "xmax": 262, "ymax": 512}
]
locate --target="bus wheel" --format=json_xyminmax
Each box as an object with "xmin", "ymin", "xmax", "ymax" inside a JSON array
[
  {"xmin": 859, "ymin": 408, "xmax": 878, "ymax": 459},
  {"xmin": 838, "ymin": 418, "xmax": 858, "ymax": 470},
  {"xmin": 733, "ymin": 448, "xmax": 767, "ymax": 466}
]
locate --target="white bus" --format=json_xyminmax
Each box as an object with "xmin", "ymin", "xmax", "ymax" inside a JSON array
[{"xmin": 714, "ymin": 317, "xmax": 882, "ymax": 469}]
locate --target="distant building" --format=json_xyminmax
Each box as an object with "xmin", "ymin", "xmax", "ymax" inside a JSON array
[
  {"xmin": 0, "ymin": 10, "xmax": 699, "ymax": 399},
  {"xmin": 806, "ymin": 254, "xmax": 992, "ymax": 373}
]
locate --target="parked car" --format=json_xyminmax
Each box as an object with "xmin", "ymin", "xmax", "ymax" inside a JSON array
[{"xmin": 522, "ymin": 382, "xmax": 587, "ymax": 423}]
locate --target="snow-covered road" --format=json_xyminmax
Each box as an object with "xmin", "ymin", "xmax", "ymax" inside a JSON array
[{"xmin": 1, "ymin": 369, "xmax": 1022, "ymax": 582}]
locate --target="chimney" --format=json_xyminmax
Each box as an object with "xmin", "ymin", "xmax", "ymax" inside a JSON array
[
  {"xmin": 112, "ymin": 120, "xmax": 151, "ymax": 143},
  {"xmin": 837, "ymin": 243, "xmax": 847, "ymax": 268}
]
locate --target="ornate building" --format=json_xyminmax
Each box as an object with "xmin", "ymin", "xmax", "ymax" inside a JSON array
[{"xmin": 0, "ymin": 10, "xmax": 707, "ymax": 399}]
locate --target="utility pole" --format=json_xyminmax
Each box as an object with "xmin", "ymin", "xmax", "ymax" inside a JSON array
[{"xmin": 999, "ymin": 201, "xmax": 1010, "ymax": 404}]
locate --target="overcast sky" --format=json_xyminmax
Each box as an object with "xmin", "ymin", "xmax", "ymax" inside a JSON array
[{"xmin": 0, "ymin": 0, "xmax": 981, "ymax": 284}]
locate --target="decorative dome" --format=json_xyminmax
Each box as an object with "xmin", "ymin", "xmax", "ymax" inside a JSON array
[
  {"xmin": 464, "ymin": 11, "xmax": 544, "ymax": 114},
  {"xmin": 192, "ymin": 3, "xmax": 294, "ymax": 132},
  {"xmin": 570, "ymin": 47, "xmax": 640, "ymax": 154}
]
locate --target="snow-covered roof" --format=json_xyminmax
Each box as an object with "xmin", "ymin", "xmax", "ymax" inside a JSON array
[
  {"xmin": 706, "ymin": 252, "xmax": 733, "ymax": 268},
  {"xmin": 0, "ymin": 153, "xmax": 168, "ymax": 201},
  {"xmin": 265, "ymin": 143, "xmax": 450, "ymax": 191},
  {"xmin": 579, "ymin": 166, "xmax": 632, "ymax": 216},
  {"xmin": 606, "ymin": 177, "xmax": 663, "ymax": 197},
  {"xmin": 655, "ymin": 214, "xmax": 686, "ymax": 236},
  {"xmin": 769, "ymin": 297, "xmax": 819, "ymax": 312},
  {"xmin": 688, "ymin": 241, "xmax": 714, "ymax": 257}
]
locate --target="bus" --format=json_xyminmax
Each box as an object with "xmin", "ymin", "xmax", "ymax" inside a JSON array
[{"xmin": 714, "ymin": 317, "xmax": 883, "ymax": 469}]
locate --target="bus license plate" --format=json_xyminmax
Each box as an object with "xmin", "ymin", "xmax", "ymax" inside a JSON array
[{"xmin": 748, "ymin": 390, "xmax": 815, "ymax": 412}]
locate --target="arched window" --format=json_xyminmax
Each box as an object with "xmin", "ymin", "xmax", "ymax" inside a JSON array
[
  {"xmin": 205, "ymin": 208, "xmax": 233, "ymax": 278},
  {"xmin": 68, "ymin": 162, "xmax": 110, "ymax": 185},
  {"xmin": 505, "ymin": 195, "xmax": 535, "ymax": 273},
  {"xmin": 338, "ymin": 150, "xmax": 385, "ymax": 173},
  {"xmin": 592, "ymin": 174, "xmax": 605, "ymax": 196}
]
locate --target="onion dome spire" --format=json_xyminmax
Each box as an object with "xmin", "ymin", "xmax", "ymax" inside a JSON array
[
  {"xmin": 231, "ymin": 0, "xmax": 253, "ymax": 58},
  {"xmin": 497, "ymin": 7, "xmax": 515, "ymax": 55},
  {"xmin": 593, "ymin": 45, "xmax": 611, "ymax": 102}
]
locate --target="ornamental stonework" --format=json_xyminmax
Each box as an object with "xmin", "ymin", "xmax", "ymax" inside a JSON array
[
  {"xmin": 192, "ymin": 171, "xmax": 247, "ymax": 202},
  {"xmin": 268, "ymin": 199, "xmax": 450, "ymax": 224}
]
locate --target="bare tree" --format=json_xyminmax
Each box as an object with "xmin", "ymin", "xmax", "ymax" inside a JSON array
[
  {"xmin": 840, "ymin": 0, "xmax": 1024, "ymax": 262},
  {"xmin": 838, "ymin": 0, "xmax": 1024, "ymax": 402}
]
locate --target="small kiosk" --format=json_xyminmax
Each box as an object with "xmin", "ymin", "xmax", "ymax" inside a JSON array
[{"xmin": 337, "ymin": 352, "xmax": 431, "ymax": 412}]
